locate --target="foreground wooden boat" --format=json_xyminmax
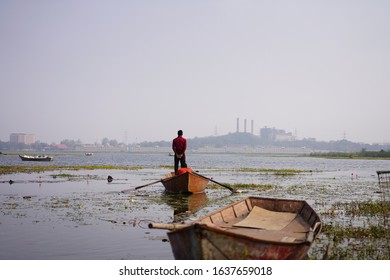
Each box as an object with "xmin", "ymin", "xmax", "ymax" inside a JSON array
[
  {"xmin": 19, "ymin": 154, "xmax": 53, "ymax": 161},
  {"xmin": 161, "ymin": 172, "xmax": 209, "ymax": 193},
  {"xmin": 151, "ymin": 196, "xmax": 322, "ymax": 260}
]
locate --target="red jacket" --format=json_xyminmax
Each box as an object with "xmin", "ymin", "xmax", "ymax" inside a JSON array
[
  {"xmin": 177, "ymin": 167, "xmax": 193, "ymax": 175},
  {"xmin": 172, "ymin": 135, "xmax": 187, "ymax": 155}
]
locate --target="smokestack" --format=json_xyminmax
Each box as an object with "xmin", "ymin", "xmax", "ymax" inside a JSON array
[
  {"xmin": 236, "ymin": 118, "xmax": 239, "ymax": 133},
  {"xmin": 251, "ymin": 120, "xmax": 254, "ymax": 134},
  {"xmin": 244, "ymin": 119, "xmax": 247, "ymax": 133}
]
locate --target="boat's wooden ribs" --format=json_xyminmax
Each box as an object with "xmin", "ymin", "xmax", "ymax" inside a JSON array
[
  {"xmin": 245, "ymin": 198, "xmax": 253, "ymax": 211},
  {"xmin": 209, "ymin": 212, "xmax": 224, "ymax": 224},
  {"xmin": 233, "ymin": 202, "xmax": 251, "ymax": 220},
  {"xmin": 221, "ymin": 207, "xmax": 235, "ymax": 223},
  {"xmin": 299, "ymin": 202, "xmax": 320, "ymax": 228}
]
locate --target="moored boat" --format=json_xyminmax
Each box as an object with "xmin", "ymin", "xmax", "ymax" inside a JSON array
[
  {"xmin": 150, "ymin": 196, "xmax": 322, "ymax": 260},
  {"xmin": 19, "ymin": 154, "xmax": 53, "ymax": 161},
  {"xmin": 161, "ymin": 172, "xmax": 209, "ymax": 193}
]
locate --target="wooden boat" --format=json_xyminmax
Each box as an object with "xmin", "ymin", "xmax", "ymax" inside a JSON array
[
  {"xmin": 19, "ymin": 154, "xmax": 53, "ymax": 161},
  {"xmin": 150, "ymin": 196, "xmax": 322, "ymax": 260},
  {"xmin": 161, "ymin": 172, "xmax": 209, "ymax": 193}
]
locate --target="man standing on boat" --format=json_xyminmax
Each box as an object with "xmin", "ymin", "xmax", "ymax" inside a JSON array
[{"xmin": 172, "ymin": 130, "xmax": 187, "ymax": 174}]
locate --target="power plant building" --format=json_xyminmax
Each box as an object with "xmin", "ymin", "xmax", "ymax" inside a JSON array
[
  {"xmin": 260, "ymin": 127, "xmax": 294, "ymax": 142},
  {"xmin": 9, "ymin": 133, "xmax": 36, "ymax": 145}
]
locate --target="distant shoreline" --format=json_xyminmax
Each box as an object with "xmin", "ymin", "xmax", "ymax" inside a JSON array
[
  {"xmin": 310, "ymin": 150, "xmax": 390, "ymax": 160},
  {"xmin": 2, "ymin": 148, "xmax": 390, "ymax": 160}
]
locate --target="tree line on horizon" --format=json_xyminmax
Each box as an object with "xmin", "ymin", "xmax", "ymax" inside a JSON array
[
  {"xmin": 138, "ymin": 132, "xmax": 390, "ymax": 153},
  {"xmin": 310, "ymin": 149, "xmax": 390, "ymax": 158},
  {"xmin": 1, "ymin": 132, "xmax": 390, "ymax": 153},
  {"xmin": 0, "ymin": 137, "xmax": 124, "ymax": 151}
]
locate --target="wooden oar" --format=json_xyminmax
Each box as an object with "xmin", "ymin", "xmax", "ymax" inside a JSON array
[
  {"xmin": 121, "ymin": 179, "xmax": 163, "ymax": 193},
  {"xmin": 195, "ymin": 172, "xmax": 237, "ymax": 193},
  {"xmin": 148, "ymin": 222, "xmax": 188, "ymax": 230}
]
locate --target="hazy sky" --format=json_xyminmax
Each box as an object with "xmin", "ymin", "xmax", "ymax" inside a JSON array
[{"xmin": 1, "ymin": 1, "xmax": 389, "ymax": 144}]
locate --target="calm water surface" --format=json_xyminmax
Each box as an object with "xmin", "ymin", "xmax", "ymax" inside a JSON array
[{"xmin": 0, "ymin": 152, "xmax": 388, "ymax": 259}]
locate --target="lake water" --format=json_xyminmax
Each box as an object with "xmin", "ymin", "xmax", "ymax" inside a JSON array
[{"xmin": 0, "ymin": 152, "xmax": 388, "ymax": 259}]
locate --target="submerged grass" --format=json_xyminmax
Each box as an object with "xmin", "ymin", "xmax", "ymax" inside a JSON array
[
  {"xmin": 0, "ymin": 165, "xmax": 142, "ymax": 175},
  {"xmin": 322, "ymin": 222, "xmax": 388, "ymax": 240},
  {"xmin": 208, "ymin": 182, "xmax": 275, "ymax": 191},
  {"xmin": 158, "ymin": 166, "xmax": 314, "ymax": 175},
  {"xmin": 51, "ymin": 173, "xmax": 101, "ymax": 181},
  {"xmin": 312, "ymin": 199, "xmax": 390, "ymax": 260},
  {"xmin": 316, "ymin": 223, "xmax": 390, "ymax": 260},
  {"xmin": 234, "ymin": 167, "xmax": 315, "ymax": 176},
  {"xmin": 341, "ymin": 200, "xmax": 390, "ymax": 216}
]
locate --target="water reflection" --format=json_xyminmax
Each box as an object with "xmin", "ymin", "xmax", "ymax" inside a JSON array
[{"xmin": 160, "ymin": 192, "xmax": 208, "ymax": 222}]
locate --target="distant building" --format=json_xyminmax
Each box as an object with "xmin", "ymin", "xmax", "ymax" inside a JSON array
[
  {"xmin": 260, "ymin": 127, "xmax": 294, "ymax": 142},
  {"xmin": 9, "ymin": 133, "xmax": 36, "ymax": 145}
]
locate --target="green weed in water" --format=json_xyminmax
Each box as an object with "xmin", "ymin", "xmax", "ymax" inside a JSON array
[
  {"xmin": 311, "ymin": 199, "xmax": 390, "ymax": 260},
  {"xmin": 208, "ymin": 183, "xmax": 275, "ymax": 191},
  {"xmin": 234, "ymin": 167, "xmax": 314, "ymax": 176},
  {"xmin": 0, "ymin": 165, "xmax": 143, "ymax": 175},
  {"xmin": 332, "ymin": 200, "xmax": 390, "ymax": 216}
]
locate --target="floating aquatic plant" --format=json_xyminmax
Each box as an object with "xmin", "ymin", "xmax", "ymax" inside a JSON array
[{"xmin": 0, "ymin": 165, "xmax": 143, "ymax": 175}]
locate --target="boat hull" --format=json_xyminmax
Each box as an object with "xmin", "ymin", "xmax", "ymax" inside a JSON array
[
  {"xmin": 166, "ymin": 196, "xmax": 322, "ymax": 260},
  {"xmin": 161, "ymin": 172, "xmax": 209, "ymax": 193}
]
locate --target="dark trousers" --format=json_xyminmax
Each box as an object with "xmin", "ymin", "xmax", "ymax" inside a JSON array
[{"xmin": 174, "ymin": 154, "xmax": 186, "ymax": 174}]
